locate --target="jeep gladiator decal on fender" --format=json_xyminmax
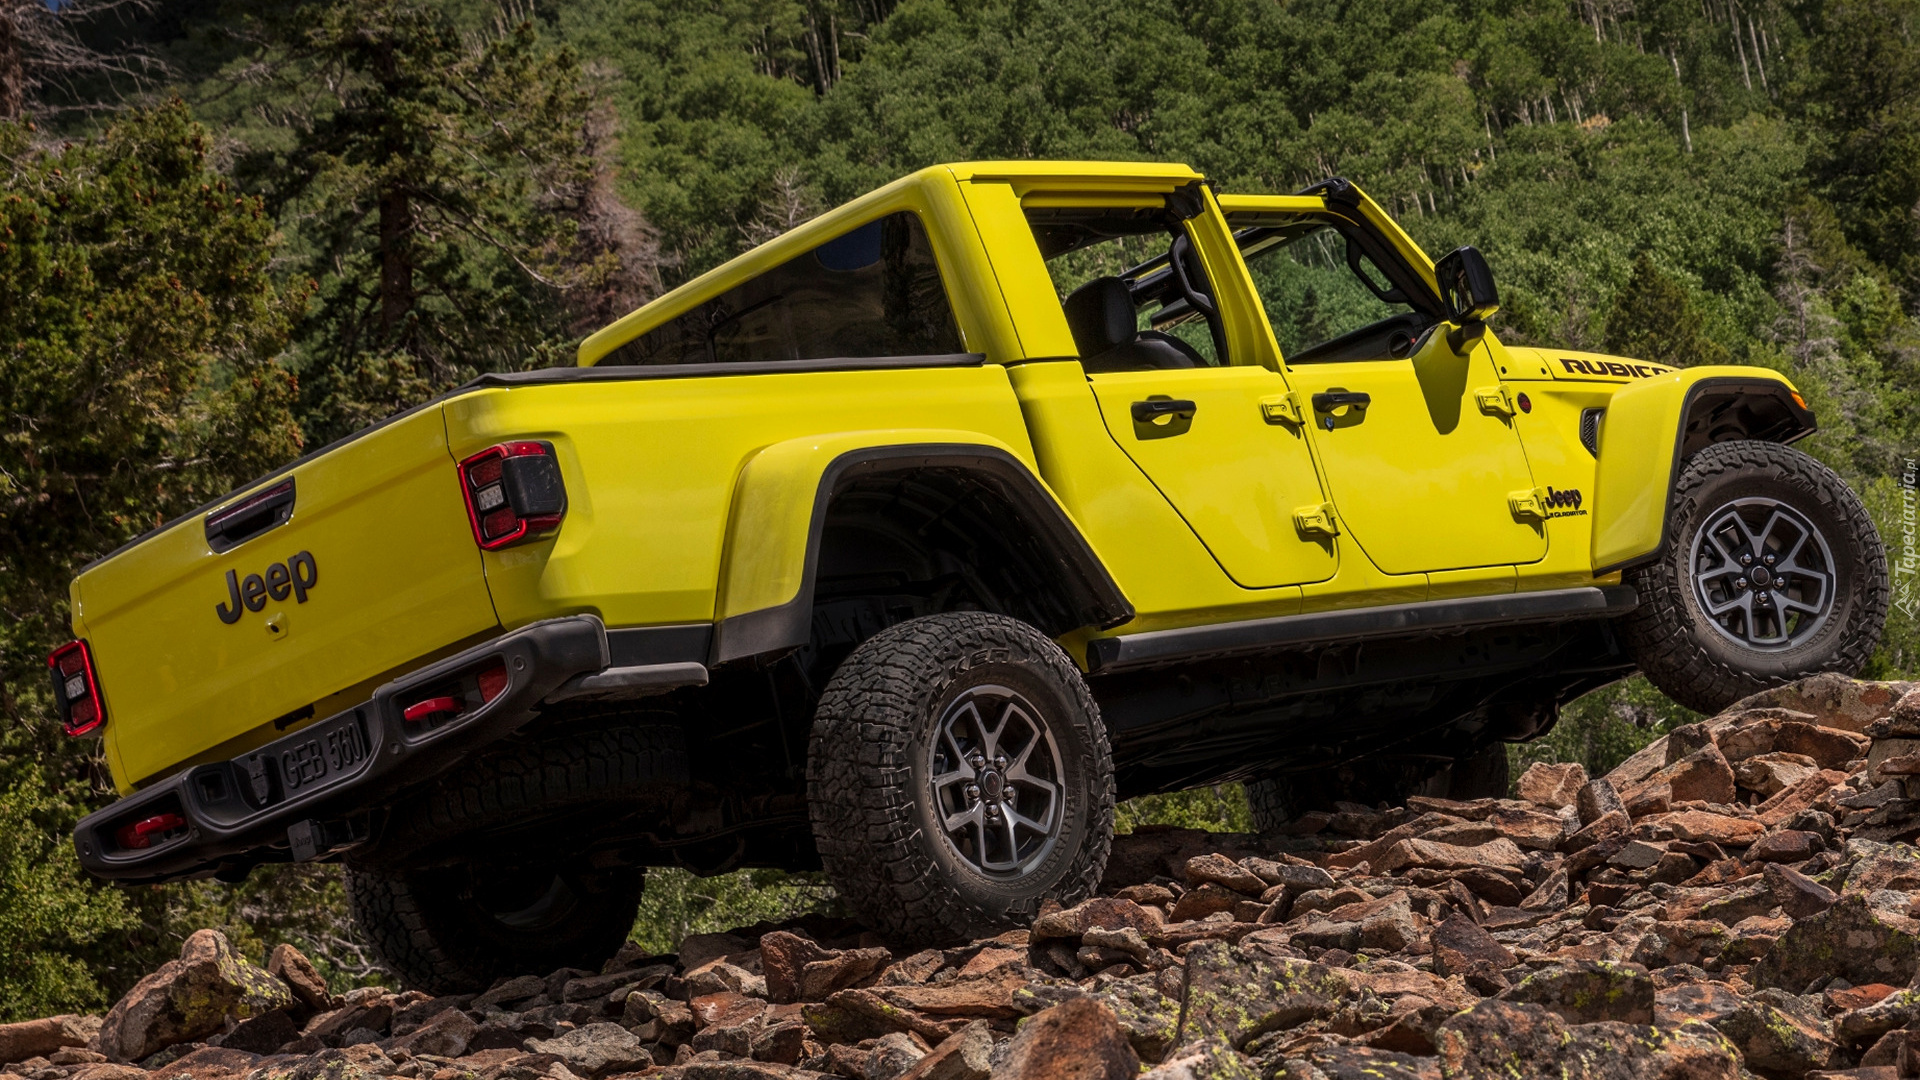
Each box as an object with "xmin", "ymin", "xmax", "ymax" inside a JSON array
[{"xmin": 57, "ymin": 161, "xmax": 1885, "ymax": 994}]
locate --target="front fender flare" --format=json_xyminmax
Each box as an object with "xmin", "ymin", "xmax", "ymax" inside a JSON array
[
  {"xmin": 1591, "ymin": 366, "xmax": 1816, "ymax": 573},
  {"xmin": 710, "ymin": 430, "xmax": 1132, "ymax": 664}
]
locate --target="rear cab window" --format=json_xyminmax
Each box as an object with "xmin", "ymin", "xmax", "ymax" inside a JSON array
[
  {"xmin": 1024, "ymin": 202, "xmax": 1237, "ymax": 371},
  {"xmin": 600, "ymin": 210, "xmax": 965, "ymax": 366}
]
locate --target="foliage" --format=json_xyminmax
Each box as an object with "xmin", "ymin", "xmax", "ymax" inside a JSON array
[
  {"xmin": 0, "ymin": 100, "xmax": 307, "ymax": 1011},
  {"xmin": 1115, "ymin": 785, "xmax": 1253, "ymax": 835},
  {"xmin": 0, "ymin": 776, "xmax": 134, "ymax": 1021},
  {"xmin": 627, "ymin": 868, "xmax": 840, "ymax": 955},
  {"xmin": 1606, "ymin": 253, "xmax": 1730, "ymax": 366}
]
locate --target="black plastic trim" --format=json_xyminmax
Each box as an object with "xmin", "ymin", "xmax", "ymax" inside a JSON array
[
  {"xmin": 72, "ymin": 615, "xmax": 711, "ymax": 884},
  {"xmin": 204, "ymin": 480, "xmax": 297, "ymax": 554},
  {"xmin": 1591, "ymin": 376, "xmax": 1819, "ymax": 576},
  {"xmin": 474, "ymin": 353, "xmax": 985, "ymax": 386},
  {"xmin": 606, "ymin": 624, "xmax": 713, "ymax": 668},
  {"xmin": 710, "ymin": 444, "xmax": 1134, "ymax": 664},
  {"xmin": 1085, "ymin": 585, "xmax": 1639, "ymax": 674}
]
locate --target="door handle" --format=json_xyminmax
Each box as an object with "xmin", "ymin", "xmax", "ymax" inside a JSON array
[
  {"xmin": 1131, "ymin": 399, "xmax": 1198, "ymax": 423},
  {"xmin": 1311, "ymin": 391, "xmax": 1371, "ymax": 412}
]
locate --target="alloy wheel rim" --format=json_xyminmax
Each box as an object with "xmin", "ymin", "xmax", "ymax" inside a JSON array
[
  {"xmin": 472, "ymin": 868, "xmax": 582, "ymax": 931},
  {"xmin": 926, "ymin": 684, "xmax": 1065, "ymax": 879},
  {"xmin": 1688, "ymin": 496, "xmax": 1837, "ymax": 651}
]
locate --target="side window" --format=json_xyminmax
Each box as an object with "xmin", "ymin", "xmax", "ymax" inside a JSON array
[
  {"xmin": 1233, "ymin": 216, "xmax": 1437, "ymax": 365},
  {"xmin": 1025, "ymin": 206, "xmax": 1231, "ymax": 372},
  {"xmin": 602, "ymin": 211, "xmax": 964, "ymax": 365}
]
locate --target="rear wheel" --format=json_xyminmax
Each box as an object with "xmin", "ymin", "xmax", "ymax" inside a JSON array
[
  {"xmin": 807, "ymin": 612, "xmax": 1114, "ymax": 943},
  {"xmin": 347, "ymin": 859, "xmax": 643, "ymax": 994},
  {"xmin": 1620, "ymin": 440, "xmax": 1887, "ymax": 714},
  {"xmin": 346, "ymin": 717, "xmax": 684, "ymax": 991}
]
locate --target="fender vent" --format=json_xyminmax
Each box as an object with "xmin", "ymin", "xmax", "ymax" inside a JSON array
[{"xmin": 1579, "ymin": 408, "xmax": 1604, "ymax": 456}]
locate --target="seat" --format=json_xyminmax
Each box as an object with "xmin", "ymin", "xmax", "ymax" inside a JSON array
[{"xmin": 1064, "ymin": 277, "xmax": 1205, "ymax": 373}]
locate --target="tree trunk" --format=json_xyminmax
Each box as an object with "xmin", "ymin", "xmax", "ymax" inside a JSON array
[
  {"xmin": 378, "ymin": 184, "xmax": 412, "ymax": 341},
  {"xmin": 373, "ymin": 40, "xmax": 413, "ymax": 344},
  {"xmin": 0, "ymin": 11, "xmax": 25, "ymax": 119}
]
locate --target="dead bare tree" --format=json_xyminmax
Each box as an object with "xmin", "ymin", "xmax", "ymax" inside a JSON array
[{"xmin": 0, "ymin": 0, "xmax": 163, "ymax": 117}]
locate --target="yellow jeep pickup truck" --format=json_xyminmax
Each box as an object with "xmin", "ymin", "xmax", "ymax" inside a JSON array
[{"xmin": 56, "ymin": 161, "xmax": 1887, "ymax": 991}]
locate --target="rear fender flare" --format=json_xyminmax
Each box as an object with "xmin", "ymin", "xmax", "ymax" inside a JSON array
[
  {"xmin": 1591, "ymin": 366, "xmax": 1816, "ymax": 573},
  {"xmin": 710, "ymin": 432, "xmax": 1132, "ymax": 664}
]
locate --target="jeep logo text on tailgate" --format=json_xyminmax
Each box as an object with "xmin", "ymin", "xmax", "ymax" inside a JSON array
[{"xmin": 216, "ymin": 550, "xmax": 318, "ymax": 625}]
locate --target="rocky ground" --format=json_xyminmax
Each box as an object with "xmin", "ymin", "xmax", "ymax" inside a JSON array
[{"xmin": 13, "ymin": 674, "xmax": 1920, "ymax": 1080}]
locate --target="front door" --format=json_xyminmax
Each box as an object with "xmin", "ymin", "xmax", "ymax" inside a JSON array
[{"xmin": 1222, "ymin": 198, "xmax": 1545, "ymax": 575}]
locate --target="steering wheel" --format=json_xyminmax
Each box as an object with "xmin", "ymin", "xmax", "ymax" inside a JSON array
[{"xmin": 1167, "ymin": 234, "xmax": 1218, "ymax": 320}]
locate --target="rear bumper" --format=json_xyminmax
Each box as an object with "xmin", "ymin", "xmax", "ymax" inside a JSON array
[{"xmin": 74, "ymin": 615, "xmax": 707, "ymax": 884}]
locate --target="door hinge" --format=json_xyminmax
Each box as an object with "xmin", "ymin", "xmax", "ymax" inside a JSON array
[
  {"xmin": 1475, "ymin": 385, "xmax": 1515, "ymax": 417},
  {"xmin": 1509, "ymin": 488, "xmax": 1547, "ymax": 519},
  {"xmin": 1260, "ymin": 392, "xmax": 1303, "ymax": 425},
  {"xmin": 1294, "ymin": 502, "xmax": 1340, "ymax": 536}
]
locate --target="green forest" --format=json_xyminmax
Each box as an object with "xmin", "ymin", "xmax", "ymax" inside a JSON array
[{"xmin": 3, "ymin": 0, "xmax": 1918, "ymax": 1020}]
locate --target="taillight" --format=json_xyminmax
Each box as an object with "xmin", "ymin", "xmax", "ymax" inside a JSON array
[
  {"xmin": 116, "ymin": 812, "xmax": 186, "ymax": 850},
  {"xmin": 49, "ymin": 640, "xmax": 107, "ymax": 736},
  {"xmin": 458, "ymin": 441, "xmax": 566, "ymax": 549}
]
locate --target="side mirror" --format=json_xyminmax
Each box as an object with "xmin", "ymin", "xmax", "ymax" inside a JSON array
[{"xmin": 1436, "ymin": 246, "xmax": 1500, "ymax": 325}]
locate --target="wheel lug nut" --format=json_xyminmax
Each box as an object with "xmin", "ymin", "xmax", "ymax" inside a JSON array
[
  {"xmin": 1737, "ymin": 579, "xmax": 1748, "ymax": 589},
  {"xmin": 1740, "ymin": 553, "xmax": 1753, "ymax": 565},
  {"xmin": 985, "ymin": 805, "xmax": 1001, "ymax": 820},
  {"xmin": 965, "ymin": 784, "xmax": 980, "ymax": 799},
  {"xmin": 994, "ymin": 756, "xmax": 1008, "ymax": 770}
]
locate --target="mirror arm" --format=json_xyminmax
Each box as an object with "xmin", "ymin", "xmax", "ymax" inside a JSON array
[{"xmin": 1447, "ymin": 320, "xmax": 1487, "ymax": 354}]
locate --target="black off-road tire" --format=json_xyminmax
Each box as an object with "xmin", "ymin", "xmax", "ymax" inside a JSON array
[
  {"xmin": 346, "ymin": 860, "xmax": 643, "ymax": 995},
  {"xmin": 345, "ymin": 718, "xmax": 686, "ymax": 992},
  {"xmin": 807, "ymin": 612, "xmax": 1114, "ymax": 943},
  {"xmin": 354, "ymin": 714, "xmax": 688, "ymax": 867},
  {"xmin": 1619, "ymin": 440, "xmax": 1888, "ymax": 715}
]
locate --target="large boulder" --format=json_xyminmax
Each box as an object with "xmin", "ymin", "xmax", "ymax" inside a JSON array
[
  {"xmin": 1496, "ymin": 961, "xmax": 1654, "ymax": 1025},
  {"xmin": 93, "ymin": 930, "xmax": 294, "ymax": 1062},
  {"xmin": 1730, "ymin": 674, "xmax": 1915, "ymax": 733},
  {"xmin": 990, "ymin": 997, "xmax": 1137, "ymax": 1080},
  {"xmin": 1751, "ymin": 894, "xmax": 1920, "ymax": 991},
  {"xmin": 523, "ymin": 1023, "xmax": 652, "ymax": 1079},
  {"xmin": 1709, "ymin": 989, "xmax": 1838, "ymax": 1080},
  {"xmin": 0, "ymin": 1016, "xmax": 97, "ymax": 1065},
  {"xmin": 1435, "ymin": 1000, "xmax": 1740, "ymax": 1080},
  {"xmin": 1177, "ymin": 941, "xmax": 1347, "ymax": 1050}
]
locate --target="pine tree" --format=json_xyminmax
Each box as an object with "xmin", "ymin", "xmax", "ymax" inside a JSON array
[
  {"xmin": 1603, "ymin": 253, "xmax": 1728, "ymax": 367},
  {"xmin": 234, "ymin": 0, "xmax": 642, "ymax": 443}
]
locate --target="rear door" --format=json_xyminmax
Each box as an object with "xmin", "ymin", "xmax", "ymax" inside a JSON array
[
  {"xmin": 1032, "ymin": 189, "xmax": 1337, "ymax": 589},
  {"xmin": 74, "ymin": 406, "xmax": 498, "ymax": 788}
]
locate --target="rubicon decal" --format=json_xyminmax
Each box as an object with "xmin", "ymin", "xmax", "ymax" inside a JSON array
[
  {"xmin": 216, "ymin": 551, "xmax": 318, "ymax": 625},
  {"xmin": 1559, "ymin": 357, "xmax": 1675, "ymax": 379}
]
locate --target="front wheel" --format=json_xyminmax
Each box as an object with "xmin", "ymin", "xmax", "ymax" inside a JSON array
[
  {"xmin": 1619, "ymin": 440, "xmax": 1888, "ymax": 715},
  {"xmin": 806, "ymin": 612, "xmax": 1114, "ymax": 943}
]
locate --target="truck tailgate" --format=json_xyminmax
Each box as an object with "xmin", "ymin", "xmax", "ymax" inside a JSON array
[{"xmin": 73, "ymin": 406, "xmax": 500, "ymax": 790}]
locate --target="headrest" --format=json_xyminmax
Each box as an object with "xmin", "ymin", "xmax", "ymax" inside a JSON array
[{"xmin": 1063, "ymin": 277, "xmax": 1136, "ymax": 357}]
